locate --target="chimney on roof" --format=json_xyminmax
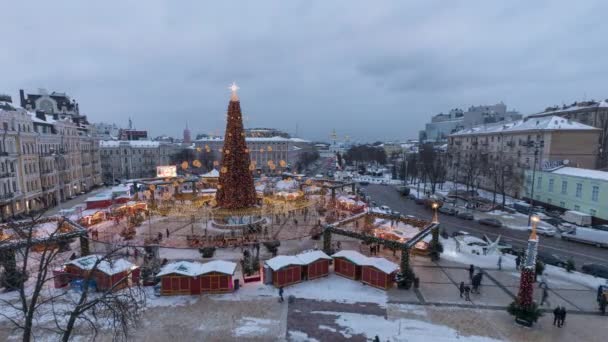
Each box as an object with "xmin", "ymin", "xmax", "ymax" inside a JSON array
[{"xmin": 19, "ymin": 89, "xmax": 25, "ymax": 107}]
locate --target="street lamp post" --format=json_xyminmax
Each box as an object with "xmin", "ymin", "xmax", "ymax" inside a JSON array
[
  {"xmin": 530, "ymin": 215, "xmax": 540, "ymax": 240},
  {"xmin": 527, "ymin": 140, "xmax": 544, "ymax": 226},
  {"xmin": 432, "ymin": 202, "xmax": 439, "ymax": 223}
]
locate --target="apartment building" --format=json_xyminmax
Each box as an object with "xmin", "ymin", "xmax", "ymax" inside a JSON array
[
  {"xmin": 0, "ymin": 92, "xmax": 102, "ymax": 219},
  {"xmin": 527, "ymin": 100, "xmax": 608, "ymax": 168},
  {"xmin": 99, "ymin": 140, "xmax": 181, "ymax": 183},
  {"xmin": 447, "ymin": 116, "xmax": 600, "ymax": 198}
]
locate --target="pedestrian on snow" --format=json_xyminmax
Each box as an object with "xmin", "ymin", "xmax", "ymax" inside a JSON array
[
  {"xmin": 369, "ymin": 245, "xmax": 373, "ymax": 255},
  {"xmin": 597, "ymin": 285, "xmax": 605, "ymax": 302},
  {"xmin": 134, "ymin": 248, "xmax": 139, "ymax": 259},
  {"xmin": 279, "ymin": 287, "xmax": 284, "ymax": 303},
  {"xmin": 336, "ymin": 241, "xmax": 341, "ymax": 250},
  {"xmin": 469, "ymin": 264, "xmax": 474, "ymax": 280},
  {"xmin": 559, "ymin": 306, "xmax": 566, "ymax": 327},
  {"xmin": 553, "ymin": 306, "xmax": 560, "ymax": 326},
  {"xmin": 459, "ymin": 282, "xmax": 465, "ymax": 298},
  {"xmin": 497, "ymin": 255, "xmax": 503, "ymax": 270},
  {"xmin": 157, "ymin": 232, "xmax": 163, "ymax": 241},
  {"xmin": 166, "ymin": 228, "xmax": 170, "ymax": 238},
  {"xmin": 464, "ymin": 285, "xmax": 471, "ymax": 301},
  {"xmin": 472, "ymin": 274, "xmax": 482, "ymax": 294},
  {"xmin": 540, "ymin": 287, "xmax": 549, "ymax": 306},
  {"xmin": 515, "ymin": 255, "xmax": 521, "ymax": 270},
  {"xmin": 600, "ymin": 295, "xmax": 607, "ymax": 315}
]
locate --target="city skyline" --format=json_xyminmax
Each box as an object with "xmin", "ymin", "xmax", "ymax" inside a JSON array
[{"xmin": 2, "ymin": 1, "xmax": 608, "ymax": 141}]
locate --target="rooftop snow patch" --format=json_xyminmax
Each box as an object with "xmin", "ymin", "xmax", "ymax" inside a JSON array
[
  {"xmin": 550, "ymin": 167, "xmax": 608, "ymax": 182},
  {"xmin": 66, "ymin": 255, "xmax": 136, "ymax": 276},
  {"xmin": 451, "ymin": 115, "xmax": 598, "ymax": 136},
  {"xmin": 265, "ymin": 255, "xmax": 305, "ymax": 271},
  {"xmin": 332, "ymin": 250, "xmax": 398, "ymax": 273},
  {"xmin": 156, "ymin": 260, "xmax": 237, "ymax": 277}
]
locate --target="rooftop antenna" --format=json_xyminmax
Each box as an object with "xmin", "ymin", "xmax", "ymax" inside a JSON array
[{"xmin": 128, "ymin": 117, "xmax": 133, "ymax": 129}]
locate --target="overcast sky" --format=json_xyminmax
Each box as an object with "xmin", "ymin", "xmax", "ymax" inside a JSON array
[{"xmin": 2, "ymin": 1, "xmax": 607, "ymax": 142}]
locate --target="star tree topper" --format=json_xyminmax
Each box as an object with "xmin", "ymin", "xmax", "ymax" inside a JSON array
[{"xmin": 229, "ymin": 82, "xmax": 239, "ymax": 101}]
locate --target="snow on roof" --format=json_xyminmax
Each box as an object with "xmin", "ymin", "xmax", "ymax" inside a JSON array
[
  {"xmin": 66, "ymin": 255, "xmax": 136, "ymax": 276},
  {"xmin": 366, "ymin": 257, "xmax": 399, "ymax": 274},
  {"xmin": 265, "ymin": 255, "xmax": 304, "ymax": 271},
  {"xmin": 550, "ymin": 167, "xmax": 608, "ymax": 182},
  {"xmin": 156, "ymin": 260, "xmax": 237, "ymax": 277},
  {"xmin": 531, "ymin": 100, "xmax": 608, "ymax": 116},
  {"xmin": 100, "ymin": 140, "xmax": 160, "ymax": 148},
  {"xmin": 451, "ymin": 116, "xmax": 598, "ymax": 136},
  {"xmin": 332, "ymin": 250, "xmax": 398, "ymax": 273},
  {"xmin": 296, "ymin": 250, "xmax": 332, "ymax": 265},
  {"xmin": 201, "ymin": 169, "xmax": 219, "ymax": 178},
  {"xmin": 332, "ymin": 250, "xmax": 369, "ymax": 265}
]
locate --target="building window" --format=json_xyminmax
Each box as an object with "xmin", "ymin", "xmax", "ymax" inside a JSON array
[
  {"xmin": 592, "ymin": 186, "xmax": 599, "ymax": 202},
  {"xmin": 548, "ymin": 179, "xmax": 554, "ymax": 193},
  {"xmin": 574, "ymin": 205, "xmax": 580, "ymax": 211},
  {"xmin": 576, "ymin": 183, "xmax": 582, "ymax": 198},
  {"xmin": 559, "ymin": 201, "xmax": 566, "ymax": 208},
  {"xmin": 561, "ymin": 181, "xmax": 568, "ymax": 195},
  {"xmin": 590, "ymin": 209, "xmax": 597, "ymax": 216}
]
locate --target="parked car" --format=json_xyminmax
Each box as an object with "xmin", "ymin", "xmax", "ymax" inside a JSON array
[
  {"xmin": 478, "ymin": 218, "xmax": 503, "ymax": 227},
  {"xmin": 528, "ymin": 224, "xmax": 557, "ymax": 237},
  {"xmin": 438, "ymin": 207, "xmax": 458, "ymax": 216},
  {"xmin": 380, "ymin": 205, "xmax": 391, "ymax": 212},
  {"xmin": 537, "ymin": 253, "xmax": 567, "ymax": 268},
  {"xmin": 358, "ymin": 181, "xmax": 370, "ymax": 186},
  {"xmin": 541, "ymin": 217, "xmax": 563, "ymax": 227},
  {"xmin": 408, "ymin": 193, "xmax": 417, "ymax": 200},
  {"xmin": 391, "ymin": 211, "xmax": 401, "ymax": 216},
  {"xmin": 451, "ymin": 230, "xmax": 470, "ymax": 238},
  {"xmin": 581, "ymin": 263, "xmax": 608, "ymax": 278},
  {"xmin": 562, "ymin": 210, "xmax": 593, "ymax": 226},
  {"xmin": 457, "ymin": 212, "xmax": 474, "ymax": 220}
]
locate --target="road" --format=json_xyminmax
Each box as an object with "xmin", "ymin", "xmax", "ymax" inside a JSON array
[{"xmin": 365, "ymin": 184, "xmax": 608, "ymax": 267}]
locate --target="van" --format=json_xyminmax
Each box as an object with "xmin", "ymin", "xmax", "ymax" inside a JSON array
[{"xmin": 562, "ymin": 210, "xmax": 593, "ymax": 226}]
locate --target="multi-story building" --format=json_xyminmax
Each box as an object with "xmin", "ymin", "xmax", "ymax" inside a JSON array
[
  {"xmin": 99, "ymin": 140, "xmax": 181, "ymax": 183},
  {"xmin": 91, "ymin": 122, "xmax": 120, "ymax": 140},
  {"xmin": 0, "ymin": 91, "xmax": 102, "ymax": 219},
  {"xmin": 524, "ymin": 167, "xmax": 608, "ymax": 223},
  {"xmin": 194, "ymin": 136, "xmax": 312, "ymax": 173},
  {"xmin": 421, "ymin": 103, "xmax": 521, "ymax": 143},
  {"xmin": 244, "ymin": 127, "xmax": 290, "ymax": 138},
  {"xmin": 527, "ymin": 100, "xmax": 608, "ymax": 168},
  {"xmin": 447, "ymin": 115, "xmax": 600, "ymax": 198}
]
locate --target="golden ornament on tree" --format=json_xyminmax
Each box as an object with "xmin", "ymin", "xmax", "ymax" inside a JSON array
[
  {"xmin": 221, "ymin": 166, "xmax": 228, "ymax": 173},
  {"xmin": 279, "ymin": 160, "xmax": 287, "ymax": 167},
  {"xmin": 181, "ymin": 161, "xmax": 189, "ymax": 170},
  {"xmin": 267, "ymin": 146, "xmax": 273, "ymax": 152}
]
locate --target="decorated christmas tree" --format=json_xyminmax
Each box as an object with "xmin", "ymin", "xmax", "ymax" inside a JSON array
[
  {"xmin": 508, "ymin": 219, "xmax": 542, "ymax": 325},
  {"xmin": 215, "ymin": 83, "xmax": 257, "ymax": 209}
]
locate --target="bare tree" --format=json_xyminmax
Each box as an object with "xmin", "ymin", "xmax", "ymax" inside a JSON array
[
  {"xmin": 0, "ymin": 213, "xmax": 145, "ymax": 341},
  {"xmin": 419, "ymin": 143, "xmax": 446, "ymax": 194}
]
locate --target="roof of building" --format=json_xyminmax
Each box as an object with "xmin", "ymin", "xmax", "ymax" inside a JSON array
[
  {"xmin": 332, "ymin": 250, "xmax": 399, "ymax": 274},
  {"xmin": 530, "ymin": 100, "xmax": 608, "ymax": 117},
  {"xmin": 66, "ymin": 255, "xmax": 136, "ymax": 276},
  {"xmin": 296, "ymin": 250, "xmax": 332, "ymax": 265},
  {"xmin": 450, "ymin": 115, "xmax": 599, "ymax": 136},
  {"xmin": 156, "ymin": 260, "xmax": 237, "ymax": 277},
  {"xmin": 550, "ymin": 167, "xmax": 608, "ymax": 182},
  {"xmin": 100, "ymin": 140, "xmax": 160, "ymax": 148},
  {"xmin": 265, "ymin": 255, "xmax": 304, "ymax": 271}
]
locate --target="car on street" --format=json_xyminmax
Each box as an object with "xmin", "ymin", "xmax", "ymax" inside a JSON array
[
  {"xmin": 414, "ymin": 198, "xmax": 426, "ymax": 205},
  {"xmin": 537, "ymin": 253, "xmax": 567, "ymax": 268},
  {"xmin": 391, "ymin": 210, "xmax": 401, "ymax": 216},
  {"xmin": 456, "ymin": 212, "xmax": 474, "ymax": 220},
  {"xmin": 408, "ymin": 193, "xmax": 417, "ymax": 200},
  {"xmin": 478, "ymin": 218, "xmax": 503, "ymax": 227},
  {"xmin": 438, "ymin": 207, "xmax": 458, "ymax": 216},
  {"xmin": 379, "ymin": 205, "xmax": 391, "ymax": 212},
  {"xmin": 451, "ymin": 230, "xmax": 470, "ymax": 237},
  {"xmin": 581, "ymin": 263, "xmax": 608, "ymax": 278},
  {"xmin": 528, "ymin": 224, "xmax": 557, "ymax": 237}
]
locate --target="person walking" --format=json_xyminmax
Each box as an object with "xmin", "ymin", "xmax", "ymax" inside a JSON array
[
  {"xmin": 278, "ymin": 287, "xmax": 284, "ymax": 303},
  {"xmin": 553, "ymin": 306, "xmax": 560, "ymax": 326},
  {"xmin": 468, "ymin": 264, "xmax": 474, "ymax": 280},
  {"xmin": 540, "ymin": 287, "xmax": 549, "ymax": 306},
  {"xmin": 464, "ymin": 285, "xmax": 471, "ymax": 301},
  {"xmin": 497, "ymin": 255, "xmax": 503, "ymax": 271},
  {"xmin": 515, "ymin": 255, "xmax": 521, "ymax": 270},
  {"xmin": 166, "ymin": 228, "xmax": 170, "ymax": 238},
  {"xmin": 559, "ymin": 306, "xmax": 567, "ymax": 327},
  {"xmin": 459, "ymin": 282, "xmax": 465, "ymax": 298}
]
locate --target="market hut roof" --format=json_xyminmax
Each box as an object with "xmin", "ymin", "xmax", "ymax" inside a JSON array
[
  {"xmin": 295, "ymin": 250, "xmax": 332, "ymax": 265},
  {"xmin": 156, "ymin": 260, "xmax": 237, "ymax": 277},
  {"xmin": 265, "ymin": 255, "xmax": 304, "ymax": 271},
  {"xmin": 332, "ymin": 250, "xmax": 398, "ymax": 274},
  {"xmin": 66, "ymin": 255, "xmax": 136, "ymax": 276}
]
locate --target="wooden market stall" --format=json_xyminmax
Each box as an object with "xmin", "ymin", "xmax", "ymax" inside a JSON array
[
  {"xmin": 157, "ymin": 260, "xmax": 237, "ymax": 296},
  {"xmin": 361, "ymin": 258, "xmax": 398, "ymax": 290},
  {"xmin": 265, "ymin": 255, "xmax": 304, "ymax": 288},
  {"xmin": 297, "ymin": 250, "xmax": 331, "ymax": 280},
  {"xmin": 63, "ymin": 255, "xmax": 139, "ymax": 291},
  {"xmin": 332, "ymin": 250, "xmax": 368, "ymax": 280}
]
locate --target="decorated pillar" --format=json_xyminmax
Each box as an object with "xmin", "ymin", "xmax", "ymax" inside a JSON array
[
  {"xmin": 323, "ymin": 228, "xmax": 332, "ymax": 254},
  {"xmin": 80, "ymin": 236, "xmax": 90, "ymax": 256},
  {"xmin": 400, "ymin": 248, "xmax": 410, "ymax": 273}
]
